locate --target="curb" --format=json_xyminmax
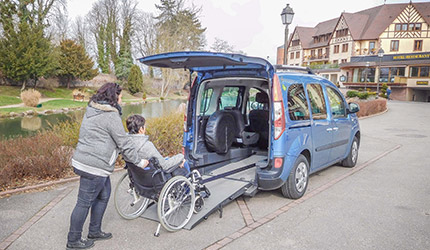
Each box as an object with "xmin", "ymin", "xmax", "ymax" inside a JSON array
[{"xmin": 0, "ymin": 168, "xmax": 125, "ymax": 197}]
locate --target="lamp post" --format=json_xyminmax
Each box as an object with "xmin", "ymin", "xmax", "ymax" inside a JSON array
[
  {"xmin": 365, "ymin": 61, "xmax": 370, "ymax": 91},
  {"xmin": 281, "ymin": 4, "xmax": 294, "ymax": 65},
  {"xmin": 377, "ymin": 48, "xmax": 384, "ymax": 97}
]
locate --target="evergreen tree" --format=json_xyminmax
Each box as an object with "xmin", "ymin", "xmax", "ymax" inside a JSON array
[
  {"xmin": 58, "ymin": 39, "xmax": 98, "ymax": 88},
  {"xmin": 127, "ymin": 64, "xmax": 143, "ymax": 94}
]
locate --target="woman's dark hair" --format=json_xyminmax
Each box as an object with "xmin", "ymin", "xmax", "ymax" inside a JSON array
[
  {"xmin": 90, "ymin": 82, "xmax": 122, "ymax": 107},
  {"xmin": 126, "ymin": 115, "xmax": 146, "ymax": 134}
]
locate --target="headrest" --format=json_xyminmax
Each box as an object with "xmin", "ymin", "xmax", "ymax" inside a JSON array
[{"xmin": 255, "ymin": 92, "xmax": 269, "ymax": 103}]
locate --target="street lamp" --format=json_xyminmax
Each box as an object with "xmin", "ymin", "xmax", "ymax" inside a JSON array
[
  {"xmin": 281, "ymin": 3, "xmax": 294, "ymax": 65},
  {"xmin": 377, "ymin": 48, "xmax": 385, "ymax": 97}
]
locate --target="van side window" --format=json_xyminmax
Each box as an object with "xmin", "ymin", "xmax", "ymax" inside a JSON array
[
  {"xmin": 200, "ymin": 88, "xmax": 214, "ymax": 115},
  {"xmin": 219, "ymin": 87, "xmax": 240, "ymax": 110},
  {"xmin": 327, "ymin": 87, "xmax": 346, "ymax": 118},
  {"xmin": 287, "ymin": 84, "xmax": 310, "ymax": 120},
  {"xmin": 307, "ymin": 84, "xmax": 328, "ymax": 120}
]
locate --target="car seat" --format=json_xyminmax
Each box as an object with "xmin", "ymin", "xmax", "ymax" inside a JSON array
[{"xmin": 224, "ymin": 106, "xmax": 259, "ymax": 146}]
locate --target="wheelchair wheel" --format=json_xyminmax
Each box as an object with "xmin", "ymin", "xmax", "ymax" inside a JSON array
[
  {"xmin": 114, "ymin": 172, "xmax": 150, "ymax": 220},
  {"xmin": 157, "ymin": 176, "xmax": 195, "ymax": 231}
]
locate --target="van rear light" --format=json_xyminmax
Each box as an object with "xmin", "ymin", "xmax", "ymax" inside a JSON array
[
  {"xmin": 272, "ymin": 74, "xmax": 285, "ymax": 140},
  {"xmin": 274, "ymin": 157, "xmax": 283, "ymax": 168},
  {"xmin": 182, "ymin": 147, "xmax": 185, "ymax": 155}
]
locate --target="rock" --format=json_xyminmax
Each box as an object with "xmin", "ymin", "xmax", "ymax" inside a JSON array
[
  {"xmin": 45, "ymin": 110, "xmax": 53, "ymax": 114},
  {"xmin": 37, "ymin": 111, "xmax": 46, "ymax": 115},
  {"xmin": 9, "ymin": 112, "xmax": 17, "ymax": 117},
  {"xmin": 26, "ymin": 110, "xmax": 35, "ymax": 115},
  {"xmin": 62, "ymin": 108, "xmax": 69, "ymax": 112}
]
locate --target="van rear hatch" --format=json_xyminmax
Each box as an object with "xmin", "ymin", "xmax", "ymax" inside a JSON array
[{"xmin": 139, "ymin": 51, "xmax": 273, "ymax": 73}]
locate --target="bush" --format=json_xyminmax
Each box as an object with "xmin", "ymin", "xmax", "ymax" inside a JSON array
[
  {"xmin": 356, "ymin": 98, "xmax": 387, "ymax": 117},
  {"xmin": 0, "ymin": 132, "xmax": 73, "ymax": 190},
  {"xmin": 50, "ymin": 117, "xmax": 82, "ymax": 147},
  {"xmin": 127, "ymin": 65, "xmax": 143, "ymax": 94},
  {"xmin": 346, "ymin": 90, "xmax": 358, "ymax": 98},
  {"xmin": 145, "ymin": 112, "xmax": 183, "ymax": 156},
  {"xmin": 20, "ymin": 89, "xmax": 41, "ymax": 107},
  {"xmin": 357, "ymin": 92, "xmax": 369, "ymax": 100}
]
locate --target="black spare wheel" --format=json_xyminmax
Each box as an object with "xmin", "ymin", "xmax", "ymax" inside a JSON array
[{"xmin": 205, "ymin": 111, "xmax": 237, "ymax": 154}]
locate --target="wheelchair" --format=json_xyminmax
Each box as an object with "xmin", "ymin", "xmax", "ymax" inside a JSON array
[{"xmin": 114, "ymin": 157, "xmax": 210, "ymax": 235}]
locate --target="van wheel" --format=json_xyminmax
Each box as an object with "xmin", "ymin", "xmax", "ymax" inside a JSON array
[
  {"xmin": 281, "ymin": 154, "xmax": 309, "ymax": 199},
  {"xmin": 342, "ymin": 136, "xmax": 359, "ymax": 168}
]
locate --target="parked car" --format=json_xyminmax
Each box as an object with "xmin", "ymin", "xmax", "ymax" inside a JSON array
[{"xmin": 140, "ymin": 51, "xmax": 360, "ymax": 199}]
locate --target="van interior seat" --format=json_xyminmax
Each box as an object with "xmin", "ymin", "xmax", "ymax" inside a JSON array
[
  {"xmin": 205, "ymin": 110, "xmax": 237, "ymax": 154},
  {"xmin": 249, "ymin": 92, "xmax": 270, "ymax": 149},
  {"xmin": 224, "ymin": 106, "xmax": 259, "ymax": 146}
]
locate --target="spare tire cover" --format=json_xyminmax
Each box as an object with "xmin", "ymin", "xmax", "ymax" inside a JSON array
[{"xmin": 205, "ymin": 111, "xmax": 237, "ymax": 154}]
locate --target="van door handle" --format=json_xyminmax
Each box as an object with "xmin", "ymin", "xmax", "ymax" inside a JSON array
[
  {"xmin": 326, "ymin": 128, "xmax": 333, "ymax": 132},
  {"xmin": 332, "ymin": 127, "xmax": 339, "ymax": 131}
]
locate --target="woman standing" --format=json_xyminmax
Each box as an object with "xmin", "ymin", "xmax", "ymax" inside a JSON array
[{"xmin": 67, "ymin": 83, "xmax": 148, "ymax": 249}]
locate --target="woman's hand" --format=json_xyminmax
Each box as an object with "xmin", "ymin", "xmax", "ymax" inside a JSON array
[{"xmin": 142, "ymin": 159, "xmax": 149, "ymax": 168}]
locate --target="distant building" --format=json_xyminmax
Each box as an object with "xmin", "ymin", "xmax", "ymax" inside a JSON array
[{"xmin": 277, "ymin": 2, "xmax": 430, "ymax": 101}]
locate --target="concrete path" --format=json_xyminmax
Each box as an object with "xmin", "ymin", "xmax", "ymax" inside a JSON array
[
  {"xmin": 0, "ymin": 98, "xmax": 63, "ymax": 109},
  {"xmin": 0, "ymin": 101, "xmax": 429, "ymax": 250}
]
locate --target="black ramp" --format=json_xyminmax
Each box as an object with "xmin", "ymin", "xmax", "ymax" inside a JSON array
[{"xmin": 141, "ymin": 155, "xmax": 266, "ymax": 230}]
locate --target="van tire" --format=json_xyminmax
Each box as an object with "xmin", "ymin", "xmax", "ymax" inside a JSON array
[
  {"xmin": 281, "ymin": 154, "xmax": 309, "ymax": 199},
  {"xmin": 342, "ymin": 136, "xmax": 359, "ymax": 168}
]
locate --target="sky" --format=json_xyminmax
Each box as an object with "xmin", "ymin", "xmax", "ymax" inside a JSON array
[{"xmin": 67, "ymin": 0, "xmax": 429, "ymax": 64}]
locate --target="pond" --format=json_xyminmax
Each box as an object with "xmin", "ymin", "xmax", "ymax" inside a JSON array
[{"xmin": 0, "ymin": 100, "xmax": 186, "ymax": 140}]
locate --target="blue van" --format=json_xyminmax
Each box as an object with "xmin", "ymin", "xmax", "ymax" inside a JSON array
[{"xmin": 140, "ymin": 51, "xmax": 360, "ymax": 202}]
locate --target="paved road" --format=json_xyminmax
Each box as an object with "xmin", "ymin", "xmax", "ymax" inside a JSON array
[{"xmin": 1, "ymin": 101, "xmax": 429, "ymax": 250}]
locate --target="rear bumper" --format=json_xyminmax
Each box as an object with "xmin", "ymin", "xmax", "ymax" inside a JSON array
[{"xmin": 257, "ymin": 168, "xmax": 285, "ymax": 190}]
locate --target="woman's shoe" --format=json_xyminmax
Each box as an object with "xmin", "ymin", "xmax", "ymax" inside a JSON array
[
  {"xmin": 87, "ymin": 232, "xmax": 112, "ymax": 241},
  {"xmin": 66, "ymin": 238, "xmax": 94, "ymax": 249}
]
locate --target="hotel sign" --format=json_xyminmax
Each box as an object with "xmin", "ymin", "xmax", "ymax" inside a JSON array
[
  {"xmin": 417, "ymin": 81, "xmax": 428, "ymax": 85},
  {"xmin": 393, "ymin": 53, "xmax": 430, "ymax": 60}
]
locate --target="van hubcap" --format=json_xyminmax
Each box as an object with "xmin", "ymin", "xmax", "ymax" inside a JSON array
[
  {"xmin": 351, "ymin": 141, "xmax": 358, "ymax": 163},
  {"xmin": 295, "ymin": 162, "xmax": 308, "ymax": 193}
]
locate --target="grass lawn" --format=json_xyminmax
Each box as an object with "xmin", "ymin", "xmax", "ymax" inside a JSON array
[
  {"xmin": 40, "ymin": 99, "xmax": 88, "ymax": 109},
  {"xmin": 0, "ymin": 107, "xmax": 32, "ymax": 115},
  {"xmin": 0, "ymin": 95, "xmax": 22, "ymax": 106},
  {"xmin": 38, "ymin": 87, "xmax": 75, "ymax": 99},
  {"xmin": 0, "ymin": 86, "xmax": 21, "ymax": 96}
]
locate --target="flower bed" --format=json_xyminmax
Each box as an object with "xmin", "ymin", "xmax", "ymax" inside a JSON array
[{"xmin": 348, "ymin": 97, "xmax": 387, "ymax": 118}]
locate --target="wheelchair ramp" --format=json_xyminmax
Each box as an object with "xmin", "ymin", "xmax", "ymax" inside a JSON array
[{"xmin": 141, "ymin": 155, "xmax": 266, "ymax": 230}]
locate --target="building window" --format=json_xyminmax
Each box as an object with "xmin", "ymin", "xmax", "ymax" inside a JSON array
[
  {"xmin": 318, "ymin": 49, "xmax": 323, "ymax": 58},
  {"xmin": 290, "ymin": 52, "xmax": 294, "ymax": 59},
  {"xmin": 292, "ymin": 40, "xmax": 300, "ymax": 46},
  {"xmin": 333, "ymin": 60, "xmax": 338, "ymax": 64},
  {"xmin": 296, "ymin": 51, "xmax": 300, "ymax": 58},
  {"xmin": 311, "ymin": 50, "xmax": 315, "ymax": 58},
  {"xmin": 334, "ymin": 45, "xmax": 339, "ymax": 54},
  {"xmin": 369, "ymin": 42, "xmax": 375, "ymax": 54},
  {"xmin": 390, "ymin": 40, "xmax": 399, "ymax": 51},
  {"xmin": 336, "ymin": 28, "xmax": 348, "ymax": 37},
  {"xmin": 380, "ymin": 67, "xmax": 405, "ymax": 82},
  {"xmin": 414, "ymin": 40, "xmax": 423, "ymax": 51},
  {"xmin": 410, "ymin": 66, "xmax": 430, "ymax": 77},
  {"xmin": 342, "ymin": 44, "xmax": 348, "ymax": 52},
  {"xmin": 358, "ymin": 67, "xmax": 376, "ymax": 82},
  {"xmin": 341, "ymin": 59, "xmax": 347, "ymax": 63},
  {"xmin": 395, "ymin": 23, "xmax": 422, "ymax": 32}
]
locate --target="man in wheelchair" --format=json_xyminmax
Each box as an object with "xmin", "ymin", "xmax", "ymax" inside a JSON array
[{"xmin": 126, "ymin": 114, "xmax": 189, "ymax": 177}]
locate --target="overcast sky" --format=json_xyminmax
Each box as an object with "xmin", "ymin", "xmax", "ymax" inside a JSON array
[{"xmin": 67, "ymin": 0, "xmax": 428, "ymax": 64}]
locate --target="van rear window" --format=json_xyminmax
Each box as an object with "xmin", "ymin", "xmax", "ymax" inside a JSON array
[{"xmin": 287, "ymin": 84, "xmax": 310, "ymax": 121}]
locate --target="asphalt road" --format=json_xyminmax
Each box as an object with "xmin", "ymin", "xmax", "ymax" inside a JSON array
[{"xmin": 1, "ymin": 100, "xmax": 429, "ymax": 250}]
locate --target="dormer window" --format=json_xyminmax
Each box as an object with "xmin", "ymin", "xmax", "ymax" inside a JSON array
[{"xmin": 336, "ymin": 28, "xmax": 348, "ymax": 37}]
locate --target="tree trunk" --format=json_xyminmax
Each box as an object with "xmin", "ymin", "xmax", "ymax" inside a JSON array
[
  {"xmin": 21, "ymin": 80, "xmax": 26, "ymax": 92},
  {"xmin": 67, "ymin": 76, "xmax": 71, "ymax": 89}
]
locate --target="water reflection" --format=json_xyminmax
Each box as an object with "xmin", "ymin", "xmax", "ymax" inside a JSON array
[
  {"xmin": 21, "ymin": 116, "xmax": 42, "ymax": 131},
  {"xmin": 0, "ymin": 100, "xmax": 185, "ymax": 140}
]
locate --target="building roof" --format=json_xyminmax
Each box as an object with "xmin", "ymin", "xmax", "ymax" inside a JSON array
[{"xmin": 289, "ymin": 2, "xmax": 430, "ymax": 49}]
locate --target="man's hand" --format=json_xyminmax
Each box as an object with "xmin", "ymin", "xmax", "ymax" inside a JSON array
[
  {"xmin": 142, "ymin": 159, "xmax": 149, "ymax": 168},
  {"xmin": 179, "ymin": 159, "xmax": 185, "ymax": 168}
]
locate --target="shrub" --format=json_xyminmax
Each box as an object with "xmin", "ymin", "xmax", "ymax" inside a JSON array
[
  {"xmin": 50, "ymin": 117, "xmax": 82, "ymax": 147},
  {"xmin": 145, "ymin": 112, "xmax": 183, "ymax": 156},
  {"xmin": 356, "ymin": 98, "xmax": 387, "ymax": 117},
  {"xmin": 127, "ymin": 65, "xmax": 143, "ymax": 94},
  {"xmin": 357, "ymin": 92, "xmax": 369, "ymax": 100},
  {"xmin": 142, "ymin": 91, "xmax": 147, "ymax": 100},
  {"xmin": 20, "ymin": 89, "xmax": 41, "ymax": 107},
  {"xmin": 346, "ymin": 90, "xmax": 358, "ymax": 98},
  {"xmin": 0, "ymin": 132, "xmax": 73, "ymax": 190}
]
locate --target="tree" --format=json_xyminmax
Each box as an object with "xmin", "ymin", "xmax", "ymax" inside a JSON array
[
  {"xmin": 127, "ymin": 64, "xmax": 143, "ymax": 94},
  {"xmin": 211, "ymin": 37, "xmax": 235, "ymax": 53},
  {"xmin": 57, "ymin": 39, "xmax": 98, "ymax": 88},
  {"xmin": 154, "ymin": 0, "xmax": 206, "ymax": 97},
  {"xmin": 0, "ymin": 0, "xmax": 62, "ymax": 89}
]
